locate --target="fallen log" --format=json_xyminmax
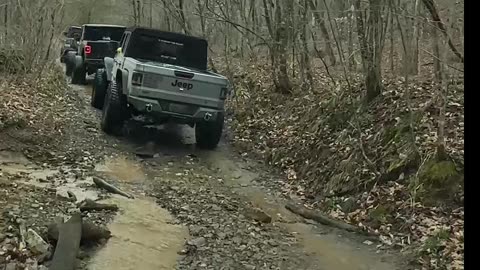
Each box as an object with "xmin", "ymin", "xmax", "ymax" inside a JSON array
[
  {"xmin": 47, "ymin": 220, "xmax": 111, "ymax": 244},
  {"xmin": 93, "ymin": 176, "xmax": 134, "ymax": 199},
  {"xmin": 285, "ymin": 203, "xmax": 376, "ymax": 237},
  {"xmin": 78, "ymin": 199, "xmax": 119, "ymax": 212},
  {"xmin": 49, "ymin": 213, "xmax": 82, "ymax": 270}
]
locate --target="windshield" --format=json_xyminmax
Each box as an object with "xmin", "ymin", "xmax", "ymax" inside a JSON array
[
  {"xmin": 126, "ymin": 32, "xmax": 208, "ymax": 70},
  {"xmin": 83, "ymin": 26, "xmax": 125, "ymax": 41}
]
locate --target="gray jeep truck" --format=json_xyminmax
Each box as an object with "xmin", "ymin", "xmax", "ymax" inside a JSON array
[
  {"xmin": 91, "ymin": 27, "xmax": 230, "ymax": 149},
  {"xmin": 60, "ymin": 26, "xmax": 81, "ymax": 64},
  {"xmin": 65, "ymin": 24, "xmax": 126, "ymax": 84}
]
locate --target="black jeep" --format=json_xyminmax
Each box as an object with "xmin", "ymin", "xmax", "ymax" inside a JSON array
[{"xmin": 65, "ymin": 24, "xmax": 126, "ymax": 85}]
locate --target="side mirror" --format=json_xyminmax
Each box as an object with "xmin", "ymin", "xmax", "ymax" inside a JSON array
[{"xmin": 116, "ymin": 47, "xmax": 122, "ymax": 54}]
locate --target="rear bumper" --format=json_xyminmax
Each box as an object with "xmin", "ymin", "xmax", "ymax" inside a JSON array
[
  {"xmin": 128, "ymin": 96, "xmax": 223, "ymax": 122},
  {"xmin": 84, "ymin": 59, "xmax": 105, "ymax": 73}
]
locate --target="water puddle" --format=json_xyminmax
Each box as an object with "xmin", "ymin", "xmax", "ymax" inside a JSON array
[
  {"xmin": 95, "ymin": 156, "xmax": 146, "ymax": 183},
  {"xmin": 87, "ymin": 155, "xmax": 188, "ymax": 269},
  {"xmin": 0, "ymin": 150, "xmax": 59, "ymax": 183},
  {"xmin": 286, "ymin": 223, "xmax": 397, "ymax": 270},
  {"xmin": 87, "ymin": 196, "xmax": 188, "ymax": 270}
]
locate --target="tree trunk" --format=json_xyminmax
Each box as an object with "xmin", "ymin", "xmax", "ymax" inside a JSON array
[
  {"xmin": 300, "ymin": 0, "xmax": 313, "ymax": 89},
  {"xmin": 432, "ymin": 25, "xmax": 442, "ymax": 82},
  {"xmin": 263, "ymin": 0, "xmax": 292, "ymax": 94},
  {"xmin": 178, "ymin": 0, "xmax": 190, "ymax": 34},
  {"xmin": 262, "ymin": 0, "xmax": 277, "ymax": 87},
  {"xmin": 132, "ymin": 0, "xmax": 137, "ymax": 25},
  {"xmin": 3, "ymin": 3, "xmax": 7, "ymax": 38},
  {"xmin": 354, "ymin": 0, "xmax": 384, "ymax": 102},
  {"xmin": 436, "ymin": 38, "xmax": 449, "ymax": 161},
  {"xmin": 149, "ymin": 0, "xmax": 153, "ymax": 27},
  {"xmin": 410, "ymin": 0, "xmax": 421, "ymax": 74},
  {"xmin": 196, "ymin": 0, "xmax": 217, "ymax": 72},
  {"xmin": 389, "ymin": 3, "xmax": 394, "ymax": 73},
  {"xmin": 137, "ymin": 0, "xmax": 142, "ymax": 26},
  {"xmin": 44, "ymin": 11, "xmax": 56, "ymax": 62},
  {"xmin": 275, "ymin": 0, "xmax": 292, "ymax": 94},
  {"xmin": 347, "ymin": 3, "xmax": 356, "ymax": 71}
]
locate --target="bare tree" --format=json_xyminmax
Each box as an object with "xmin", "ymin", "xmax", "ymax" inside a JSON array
[
  {"xmin": 299, "ymin": 0, "xmax": 314, "ymax": 89},
  {"xmin": 262, "ymin": 0, "xmax": 292, "ymax": 94},
  {"xmin": 354, "ymin": 0, "xmax": 388, "ymax": 102},
  {"xmin": 0, "ymin": 0, "xmax": 65, "ymax": 72},
  {"xmin": 421, "ymin": 0, "xmax": 463, "ymax": 63},
  {"xmin": 308, "ymin": 0, "xmax": 336, "ymax": 66}
]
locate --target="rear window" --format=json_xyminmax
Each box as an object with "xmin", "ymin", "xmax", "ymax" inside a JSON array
[
  {"xmin": 83, "ymin": 27, "xmax": 125, "ymax": 42},
  {"xmin": 126, "ymin": 33, "xmax": 207, "ymax": 70},
  {"xmin": 67, "ymin": 27, "xmax": 81, "ymax": 36}
]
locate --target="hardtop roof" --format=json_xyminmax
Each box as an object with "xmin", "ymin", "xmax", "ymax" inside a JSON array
[
  {"xmin": 83, "ymin": 24, "xmax": 126, "ymax": 28},
  {"xmin": 125, "ymin": 27, "xmax": 207, "ymax": 43}
]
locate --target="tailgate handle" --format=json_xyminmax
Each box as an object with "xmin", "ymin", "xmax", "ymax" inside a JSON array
[{"xmin": 174, "ymin": 70, "xmax": 194, "ymax": 79}]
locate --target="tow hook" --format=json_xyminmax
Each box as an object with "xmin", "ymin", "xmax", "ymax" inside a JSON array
[
  {"xmin": 204, "ymin": 112, "xmax": 213, "ymax": 121},
  {"xmin": 145, "ymin": 103, "xmax": 153, "ymax": 112}
]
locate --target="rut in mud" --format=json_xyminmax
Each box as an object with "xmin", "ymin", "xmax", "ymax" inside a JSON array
[{"xmin": 0, "ymin": 74, "xmax": 408, "ymax": 270}]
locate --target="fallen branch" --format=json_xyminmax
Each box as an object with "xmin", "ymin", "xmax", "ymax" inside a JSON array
[
  {"xmin": 49, "ymin": 213, "xmax": 82, "ymax": 270},
  {"xmin": 285, "ymin": 203, "xmax": 376, "ymax": 237},
  {"xmin": 48, "ymin": 219, "xmax": 111, "ymax": 244},
  {"xmin": 78, "ymin": 199, "xmax": 119, "ymax": 212},
  {"xmin": 93, "ymin": 176, "xmax": 134, "ymax": 199}
]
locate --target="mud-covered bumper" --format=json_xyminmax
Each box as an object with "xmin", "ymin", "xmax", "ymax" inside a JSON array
[{"xmin": 128, "ymin": 96, "xmax": 223, "ymax": 122}]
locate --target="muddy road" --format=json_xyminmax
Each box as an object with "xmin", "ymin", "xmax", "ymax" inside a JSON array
[{"xmin": 1, "ymin": 74, "xmax": 407, "ymax": 270}]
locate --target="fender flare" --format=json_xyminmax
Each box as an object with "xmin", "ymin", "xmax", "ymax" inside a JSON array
[{"xmin": 104, "ymin": 57, "xmax": 114, "ymax": 82}]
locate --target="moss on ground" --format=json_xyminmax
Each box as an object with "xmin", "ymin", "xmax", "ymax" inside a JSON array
[{"xmin": 416, "ymin": 159, "xmax": 462, "ymax": 205}]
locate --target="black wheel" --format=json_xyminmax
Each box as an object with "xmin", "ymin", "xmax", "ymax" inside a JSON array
[
  {"xmin": 101, "ymin": 81, "xmax": 126, "ymax": 135},
  {"xmin": 91, "ymin": 69, "xmax": 108, "ymax": 109},
  {"xmin": 65, "ymin": 59, "xmax": 74, "ymax": 77},
  {"xmin": 195, "ymin": 113, "xmax": 224, "ymax": 150},
  {"xmin": 71, "ymin": 64, "xmax": 86, "ymax": 85},
  {"xmin": 64, "ymin": 52, "xmax": 75, "ymax": 77}
]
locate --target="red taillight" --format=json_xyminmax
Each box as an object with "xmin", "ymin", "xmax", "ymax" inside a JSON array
[{"xmin": 84, "ymin": 45, "xmax": 92, "ymax": 55}]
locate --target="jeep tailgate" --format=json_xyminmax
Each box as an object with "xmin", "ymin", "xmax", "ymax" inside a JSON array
[
  {"xmin": 85, "ymin": 41, "xmax": 119, "ymax": 60},
  {"xmin": 135, "ymin": 62, "xmax": 227, "ymax": 108}
]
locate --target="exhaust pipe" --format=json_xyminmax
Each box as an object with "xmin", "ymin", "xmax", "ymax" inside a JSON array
[
  {"xmin": 204, "ymin": 112, "xmax": 213, "ymax": 121},
  {"xmin": 145, "ymin": 103, "xmax": 153, "ymax": 112}
]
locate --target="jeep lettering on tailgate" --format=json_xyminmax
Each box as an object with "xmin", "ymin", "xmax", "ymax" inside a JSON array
[{"xmin": 172, "ymin": 80, "xmax": 193, "ymax": 90}]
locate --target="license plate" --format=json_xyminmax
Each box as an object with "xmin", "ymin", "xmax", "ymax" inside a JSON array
[{"xmin": 169, "ymin": 103, "xmax": 193, "ymax": 115}]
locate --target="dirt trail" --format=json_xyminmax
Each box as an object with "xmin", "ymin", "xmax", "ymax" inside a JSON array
[{"xmin": 0, "ymin": 74, "xmax": 406, "ymax": 269}]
